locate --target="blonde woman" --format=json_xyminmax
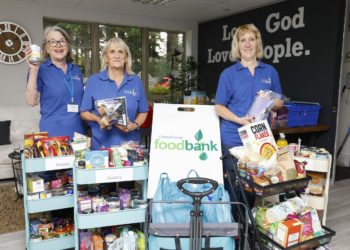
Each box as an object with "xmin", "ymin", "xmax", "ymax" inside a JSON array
[
  {"xmin": 80, "ymin": 37, "xmax": 148, "ymax": 149},
  {"xmin": 215, "ymin": 23, "xmax": 284, "ymax": 171}
]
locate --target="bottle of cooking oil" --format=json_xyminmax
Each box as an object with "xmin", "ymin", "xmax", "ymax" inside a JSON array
[{"xmin": 277, "ymin": 133, "xmax": 288, "ymax": 148}]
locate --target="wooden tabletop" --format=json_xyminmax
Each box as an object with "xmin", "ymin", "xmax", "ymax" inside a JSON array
[{"xmin": 272, "ymin": 124, "xmax": 330, "ymax": 135}]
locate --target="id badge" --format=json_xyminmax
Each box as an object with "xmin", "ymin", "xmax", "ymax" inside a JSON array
[{"xmin": 67, "ymin": 104, "xmax": 79, "ymax": 113}]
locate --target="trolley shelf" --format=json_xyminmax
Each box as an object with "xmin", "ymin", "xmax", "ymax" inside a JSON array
[
  {"xmin": 26, "ymin": 195, "xmax": 74, "ymax": 213},
  {"xmin": 23, "ymin": 155, "xmax": 75, "ymax": 173},
  {"xmin": 76, "ymin": 207, "xmax": 147, "ymax": 229},
  {"xmin": 75, "ymin": 165, "xmax": 148, "ymax": 184},
  {"xmin": 28, "ymin": 235, "xmax": 74, "ymax": 250},
  {"xmin": 239, "ymin": 174, "xmax": 311, "ymax": 197},
  {"xmin": 259, "ymin": 225, "xmax": 335, "ymax": 250}
]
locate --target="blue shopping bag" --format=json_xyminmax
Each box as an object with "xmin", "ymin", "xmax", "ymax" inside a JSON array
[{"xmin": 151, "ymin": 170, "xmax": 232, "ymax": 224}]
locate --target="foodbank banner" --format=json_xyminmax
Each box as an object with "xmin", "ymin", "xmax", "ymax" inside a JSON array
[{"xmin": 147, "ymin": 103, "xmax": 223, "ymax": 198}]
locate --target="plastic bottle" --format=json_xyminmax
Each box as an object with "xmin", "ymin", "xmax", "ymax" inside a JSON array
[{"xmin": 276, "ymin": 133, "xmax": 288, "ymax": 148}]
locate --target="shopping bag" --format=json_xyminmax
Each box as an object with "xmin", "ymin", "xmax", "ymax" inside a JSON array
[
  {"xmin": 148, "ymin": 104, "xmax": 223, "ymax": 199},
  {"xmin": 151, "ymin": 170, "xmax": 232, "ymax": 224}
]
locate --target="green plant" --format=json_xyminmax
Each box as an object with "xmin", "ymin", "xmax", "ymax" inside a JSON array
[
  {"xmin": 170, "ymin": 56, "xmax": 198, "ymax": 102},
  {"xmin": 149, "ymin": 85, "xmax": 170, "ymax": 95}
]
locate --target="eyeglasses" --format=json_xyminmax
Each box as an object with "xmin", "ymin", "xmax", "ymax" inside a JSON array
[{"xmin": 46, "ymin": 39, "xmax": 67, "ymax": 47}]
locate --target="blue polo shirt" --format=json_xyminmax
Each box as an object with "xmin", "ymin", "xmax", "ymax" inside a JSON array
[
  {"xmin": 80, "ymin": 69, "xmax": 149, "ymax": 150},
  {"xmin": 215, "ymin": 60, "xmax": 282, "ymax": 146},
  {"xmin": 36, "ymin": 59, "xmax": 87, "ymax": 139}
]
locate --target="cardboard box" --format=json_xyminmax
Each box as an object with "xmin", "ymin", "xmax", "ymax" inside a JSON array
[
  {"xmin": 238, "ymin": 120, "xmax": 278, "ymax": 160},
  {"xmin": 276, "ymin": 219, "xmax": 303, "ymax": 247},
  {"xmin": 27, "ymin": 176, "xmax": 44, "ymax": 193},
  {"xmin": 85, "ymin": 150, "xmax": 109, "ymax": 169}
]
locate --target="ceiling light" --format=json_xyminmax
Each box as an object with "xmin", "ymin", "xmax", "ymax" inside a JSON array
[{"xmin": 131, "ymin": 0, "xmax": 178, "ymax": 6}]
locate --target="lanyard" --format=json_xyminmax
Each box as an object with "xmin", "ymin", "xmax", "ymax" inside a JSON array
[{"xmin": 59, "ymin": 69, "xmax": 74, "ymax": 103}]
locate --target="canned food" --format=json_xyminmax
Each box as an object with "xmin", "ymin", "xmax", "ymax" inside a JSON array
[
  {"xmin": 29, "ymin": 44, "xmax": 42, "ymax": 64},
  {"xmin": 30, "ymin": 234, "xmax": 42, "ymax": 242}
]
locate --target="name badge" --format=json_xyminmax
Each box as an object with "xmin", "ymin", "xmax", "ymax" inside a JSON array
[{"xmin": 67, "ymin": 104, "xmax": 79, "ymax": 113}]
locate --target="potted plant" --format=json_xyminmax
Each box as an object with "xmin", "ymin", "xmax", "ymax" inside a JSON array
[{"xmin": 169, "ymin": 55, "xmax": 198, "ymax": 103}]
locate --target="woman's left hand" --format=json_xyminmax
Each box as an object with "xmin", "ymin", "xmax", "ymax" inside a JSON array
[{"xmin": 116, "ymin": 120, "xmax": 138, "ymax": 133}]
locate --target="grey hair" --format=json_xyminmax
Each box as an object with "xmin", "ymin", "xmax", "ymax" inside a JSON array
[{"xmin": 42, "ymin": 25, "xmax": 73, "ymax": 62}]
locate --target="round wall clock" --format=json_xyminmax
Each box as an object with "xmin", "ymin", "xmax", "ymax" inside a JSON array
[{"xmin": 0, "ymin": 21, "xmax": 31, "ymax": 64}]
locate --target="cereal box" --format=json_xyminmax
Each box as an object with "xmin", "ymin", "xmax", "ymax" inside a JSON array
[{"xmin": 238, "ymin": 120, "xmax": 277, "ymax": 160}]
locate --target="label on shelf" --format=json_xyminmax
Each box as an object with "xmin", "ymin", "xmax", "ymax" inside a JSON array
[
  {"xmin": 96, "ymin": 168, "xmax": 133, "ymax": 183},
  {"xmin": 45, "ymin": 155, "xmax": 75, "ymax": 171}
]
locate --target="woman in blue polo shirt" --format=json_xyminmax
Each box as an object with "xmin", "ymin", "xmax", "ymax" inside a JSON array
[
  {"xmin": 215, "ymin": 23, "xmax": 284, "ymax": 171},
  {"xmin": 25, "ymin": 26, "xmax": 86, "ymax": 139},
  {"xmin": 80, "ymin": 37, "xmax": 148, "ymax": 150}
]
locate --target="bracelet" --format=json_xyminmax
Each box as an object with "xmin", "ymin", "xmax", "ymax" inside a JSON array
[{"xmin": 134, "ymin": 121, "xmax": 140, "ymax": 130}]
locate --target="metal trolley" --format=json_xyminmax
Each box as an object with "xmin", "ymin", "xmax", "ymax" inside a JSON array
[{"xmin": 146, "ymin": 177, "xmax": 249, "ymax": 250}]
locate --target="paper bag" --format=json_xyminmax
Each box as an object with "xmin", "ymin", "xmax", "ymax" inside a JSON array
[{"xmin": 147, "ymin": 104, "xmax": 223, "ymax": 198}]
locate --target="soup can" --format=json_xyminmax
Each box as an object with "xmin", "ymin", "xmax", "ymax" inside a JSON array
[{"xmin": 29, "ymin": 44, "xmax": 42, "ymax": 64}]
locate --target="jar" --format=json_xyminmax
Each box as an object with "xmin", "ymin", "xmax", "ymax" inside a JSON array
[
  {"xmin": 92, "ymin": 196, "xmax": 105, "ymax": 212},
  {"xmin": 107, "ymin": 197, "xmax": 120, "ymax": 212},
  {"xmin": 30, "ymin": 234, "xmax": 42, "ymax": 242},
  {"xmin": 134, "ymin": 199, "xmax": 147, "ymax": 208}
]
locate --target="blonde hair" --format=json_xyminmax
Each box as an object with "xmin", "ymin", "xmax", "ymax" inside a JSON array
[
  {"xmin": 231, "ymin": 23, "xmax": 264, "ymax": 61},
  {"xmin": 42, "ymin": 26, "xmax": 72, "ymax": 62},
  {"xmin": 101, "ymin": 37, "xmax": 134, "ymax": 74}
]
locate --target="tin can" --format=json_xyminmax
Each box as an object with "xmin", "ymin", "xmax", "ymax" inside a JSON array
[{"xmin": 29, "ymin": 44, "xmax": 42, "ymax": 64}]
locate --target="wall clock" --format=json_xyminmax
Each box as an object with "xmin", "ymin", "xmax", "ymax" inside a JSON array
[{"xmin": 0, "ymin": 21, "xmax": 31, "ymax": 64}]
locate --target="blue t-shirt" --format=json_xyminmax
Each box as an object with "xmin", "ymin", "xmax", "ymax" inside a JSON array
[
  {"xmin": 80, "ymin": 69, "xmax": 149, "ymax": 150},
  {"xmin": 215, "ymin": 60, "xmax": 282, "ymax": 147},
  {"xmin": 36, "ymin": 59, "xmax": 87, "ymax": 139}
]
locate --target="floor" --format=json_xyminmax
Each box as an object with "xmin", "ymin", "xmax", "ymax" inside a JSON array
[{"xmin": 0, "ymin": 179, "xmax": 349, "ymax": 250}]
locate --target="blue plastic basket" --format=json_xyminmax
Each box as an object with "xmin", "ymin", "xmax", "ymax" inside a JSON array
[{"xmin": 284, "ymin": 102, "xmax": 320, "ymax": 127}]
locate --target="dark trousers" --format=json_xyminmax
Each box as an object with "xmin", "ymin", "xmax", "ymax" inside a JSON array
[{"xmin": 221, "ymin": 144, "xmax": 255, "ymax": 221}]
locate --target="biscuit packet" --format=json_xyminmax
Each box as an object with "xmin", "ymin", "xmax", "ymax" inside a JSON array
[{"xmin": 238, "ymin": 120, "xmax": 278, "ymax": 160}]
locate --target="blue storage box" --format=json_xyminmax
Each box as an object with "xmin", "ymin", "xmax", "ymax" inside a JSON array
[{"xmin": 284, "ymin": 102, "xmax": 320, "ymax": 127}]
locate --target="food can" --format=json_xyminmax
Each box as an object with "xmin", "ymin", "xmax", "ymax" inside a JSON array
[
  {"xmin": 29, "ymin": 44, "xmax": 42, "ymax": 64},
  {"xmin": 30, "ymin": 234, "xmax": 42, "ymax": 242}
]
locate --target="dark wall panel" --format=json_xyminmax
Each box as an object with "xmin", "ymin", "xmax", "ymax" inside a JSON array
[{"xmin": 198, "ymin": 0, "xmax": 346, "ymax": 152}]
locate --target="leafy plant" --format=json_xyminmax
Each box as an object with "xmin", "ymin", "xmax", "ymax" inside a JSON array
[
  {"xmin": 170, "ymin": 56, "xmax": 198, "ymax": 102},
  {"xmin": 149, "ymin": 85, "xmax": 170, "ymax": 95}
]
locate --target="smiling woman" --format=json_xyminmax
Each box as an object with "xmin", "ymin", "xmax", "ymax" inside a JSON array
[{"xmin": 24, "ymin": 25, "xmax": 87, "ymax": 139}]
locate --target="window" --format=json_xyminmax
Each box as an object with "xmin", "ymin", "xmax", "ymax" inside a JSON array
[
  {"xmin": 43, "ymin": 20, "xmax": 91, "ymax": 82},
  {"xmin": 148, "ymin": 30, "xmax": 184, "ymax": 103},
  {"xmin": 43, "ymin": 19, "xmax": 185, "ymax": 102}
]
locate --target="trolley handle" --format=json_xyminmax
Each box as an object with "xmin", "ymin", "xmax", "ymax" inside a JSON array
[{"xmin": 177, "ymin": 177, "xmax": 219, "ymax": 200}]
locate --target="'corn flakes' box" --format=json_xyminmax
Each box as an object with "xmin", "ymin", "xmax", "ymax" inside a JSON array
[{"xmin": 238, "ymin": 120, "xmax": 277, "ymax": 160}]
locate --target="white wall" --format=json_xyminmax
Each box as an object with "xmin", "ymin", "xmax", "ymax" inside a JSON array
[{"xmin": 0, "ymin": 0, "xmax": 198, "ymax": 106}]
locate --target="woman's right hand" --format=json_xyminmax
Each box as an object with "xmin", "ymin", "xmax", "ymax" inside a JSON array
[
  {"xmin": 239, "ymin": 116, "xmax": 254, "ymax": 125},
  {"xmin": 98, "ymin": 117, "xmax": 112, "ymax": 130},
  {"xmin": 24, "ymin": 46, "xmax": 40, "ymax": 70}
]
